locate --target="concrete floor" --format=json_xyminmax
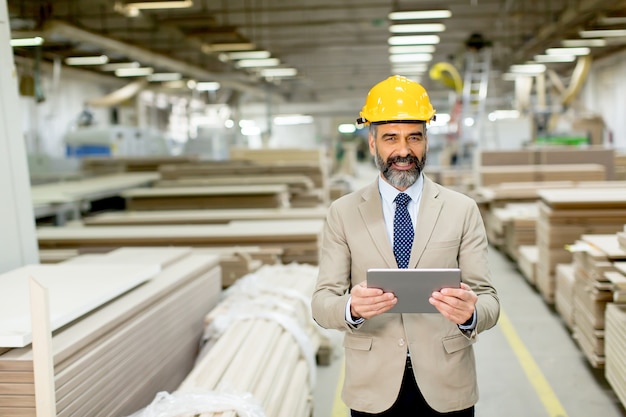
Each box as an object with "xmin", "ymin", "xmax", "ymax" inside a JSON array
[{"xmin": 312, "ymin": 162, "xmax": 626, "ymax": 417}]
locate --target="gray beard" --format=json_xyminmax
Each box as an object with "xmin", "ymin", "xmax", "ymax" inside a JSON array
[{"xmin": 374, "ymin": 149, "xmax": 426, "ymax": 189}]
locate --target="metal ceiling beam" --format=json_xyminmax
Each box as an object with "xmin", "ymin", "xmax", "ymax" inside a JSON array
[{"xmin": 40, "ymin": 20, "xmax": 283, "ymax": 101}]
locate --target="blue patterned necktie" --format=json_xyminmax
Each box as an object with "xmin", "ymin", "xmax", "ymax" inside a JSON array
[{"xmin": 393, "ymin": 193, "xmax": 414, "ymax": 269}]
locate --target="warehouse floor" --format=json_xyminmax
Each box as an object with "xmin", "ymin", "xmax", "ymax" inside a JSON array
[{"xmin": 312, "ymin": 162, "xmax": 626, "ymax": 417}]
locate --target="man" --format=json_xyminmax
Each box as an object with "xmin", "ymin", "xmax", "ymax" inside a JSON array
[{"xmin": 311, "ymin": 75, "xmax": 500, "ymax": 416}]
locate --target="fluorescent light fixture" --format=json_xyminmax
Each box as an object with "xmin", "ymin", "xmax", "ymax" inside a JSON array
[
  {"xmin": 338, "ymin": 124, "xmax": 356, "ymax": 134},
  {"xmin": 509, "ymin": 64, "xmax": 546, "ymax": 74},
  {"xmin": 224, "ymin": 50, "xmax": 271, "ymax": 60},
  {"xmin": 65, "ymin": 55, "xmax": 109, "ymax": 66},
  {"xmin": 392, "ymin": 64, "xmax": 428, "ymax": 73},
  {"xmin": 101, "ymin": 61, "xmax": 140, "ymax": 71},
  {"xmin": 114, "ymin": 67, "xmax": 154, "ymax": 77},
  {"xmin": 148, "ymin": 72, "xmax": 182, "ymax": 82},
  {"xmin": 389, "ymin": 45, "xmax": 435, "ymax": 54},
  {"xmin": 389, "ymin": 24, "xmax": 446, "ymax": 33},
  {"xmin": 388, "ymin": 35, "xmax": 440, "ymax": 45},
  {"xmin": 389, "ymin": 53, "xmax": 432, "ymax": 63},
  {"xmin": 202, "ymin": 43, "xmax": 256, "ymax": 53},
  {"xmin": 259, "ymin": 68, "xmax": 298, "ymax": 77},
  {"xmin": 546, "ymin": 47, "xmax": 590, "ymax": 56},
  {"xmin": 236, "ymin": 58, "xmax": 280, "ymax": 68},
  {"xmin": 196, "ymin": 82, "xmax": 221, "ymax": 91},
  {"xmin": 10, "ymin": 36, "xmax": 44, "ymax": 47},
  {"xmin": 273, "ymin": 114, "xmax": 314, "ymax": 126},
  {"xmin": 488, "ymin": 110, "xmax": 520, "ymax": 121},
  {"xmin": 580, "ymin": 29, "xmax": 626, "ymax": 37},
  {"xmin": 533, "ymin": 54, "xmax": 576, "ymax": 63},
  {"xmin": 561, "ymin": 39, "xmax": 606, "ymax": 47},
  {"xmin": 122, "ymin": 1, "xmax": 193, "ymax": 10},
  {"xmin": 388, "ymin": 10, "xmax": 451, "ymax": 20},
  {"xmin": 241, "ymin": 126, "xmax": 261, "ymax": 136}
]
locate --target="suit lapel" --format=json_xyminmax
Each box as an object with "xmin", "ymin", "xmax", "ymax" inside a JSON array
[
  {"xmin": 358, "ymin": 180, "xmax": 397, "ymax": 268},
  {"xmin": 410, "ymin": 176, "xmax": 442, "ymax": 267}
]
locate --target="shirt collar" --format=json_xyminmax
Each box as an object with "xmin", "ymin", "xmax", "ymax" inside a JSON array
[{"xmin": 378, "ymin": 172, "xmax": 424, "ymax": 204}]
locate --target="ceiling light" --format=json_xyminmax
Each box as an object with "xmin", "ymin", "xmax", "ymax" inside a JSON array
[
  {"xmin": 389, "ymin": 45, "xmax": 436, "ymax": 54},
  {"xmin": 338, "ymin": 124, "xmax": 356, "ymax": 134},
  {"xmin": 488, "ymin": 110, "xmax": 520, "ymax": 121},
  {"xmin": 389, "ymin": 24, "xmax": 446, "ymax": 33},
  {"xmin": 509, "ymin": 64, "xmax": 546, "ymax": 74},
  {"xmin": 391, "ymin": 64, "xmax": 428, "ymax": 73},
  {"xmin": 389, "ymin": 54, "xmax": 432, "ymax": 63},
  {"xmin": 579, "ymin": 29, "xmax": 626, "ymax": 37},
  {"xmin": 224, "ymin": 50, "xmax": 271, "ymax": 60},
  {"xmin": 388, "ymin": 10, "xmax": 452, "ymax": 20},
  {"xmin": 561, "ymin": 39, "xmax": 606, "ymax": 47},
  {"xmin": 101, "ymin": 62, "xmax": 141, "ymax": 71},
  {"xmin": 533, "ymin": 54, "xmax": 576, "ymax": 63},
  {"xmin": 273, "ymin": 114, "xmax": 314, "ymax": 126},
  {"xmin": 196, "ymin": 82, "xmax": 221, "ymax": 91},
  {"xmin": 10, "ymin": 36, "xmax": 44, "ymax": 47},
  {"xmin": 388, "ymin": 35, "xmax": 440, "ymax": 45},
  {"xmin": 148, "ymin": 72, "xmax": 182, "ymax": 82},
  {"xmin": 122, "ymin": 1, "xmax": 193, "ymax": 10},
  {"xmin": 65, "ymin": 55, "xmax": 109, "ymax": 66},
  {"xmin": 546, "ymin": 47, "xmax": 590, "ymax": 55},
  {"xmin": 259, "ymin": 68, "xmax": 298, "ymax": 77},
  {"xmin": 236, "ymin": 58, "xmax": 280, "ymax": 68},
  {"xmin": 202, "ymin": 43, "xmax": 256, "ymax": 53},
  {"xmin": 115, "ymin": 67, "xmax": 154, "ymax": 77}
]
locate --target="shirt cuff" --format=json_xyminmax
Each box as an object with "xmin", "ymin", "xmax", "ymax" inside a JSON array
[
  {"xmin": 345, "ymin": 296, "xmax": 365, "ymax": 325},
  {"xmin": 458, "ymin": 310, "xmax": 477, "ymax": 330}
]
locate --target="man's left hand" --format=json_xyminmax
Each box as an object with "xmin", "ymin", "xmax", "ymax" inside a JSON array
[{"xmin": 429, "ymin": 282, "xmax": 477, "ymax": 325}]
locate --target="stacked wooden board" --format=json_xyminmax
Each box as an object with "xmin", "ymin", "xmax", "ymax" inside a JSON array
[
  {"xmin": 121, "ymin": 185, "xmax": 291, "ymax": 210},
  {"xmin": 484, "ymin": 202, "xmax": 537, "ymax": 258},
  {"xmin": 159, "ymin": 156, "xmax": 329, "ymax": 208},
  {"xmin": 605, "ymin": 303, "xmax": 626, "ymax": 410},
  {"xmin": 567, "ymin": 235, "xmax": 626, "ymax": 367},
  {"xmin": 81, "ymin": 155, "xmax": 200, "ymax": 174},
  {"xmin": 82, "ymin": 207, "xmax": 328, "ymax": 226},
  {"xmin": 131, "ymin": 263, "xmax": 325, "ymax": 417},
  {"xmin": 555, "ymin": 263, "xmax": 576, "ymax": 331},
  {"xmin": 517, "ymin": 245, "xmax": 539, "ymax": 285},
  {"xmin": 37, "ymin": 220, "xmax": 324, "ymax": 265},
  {"xmin": 479, "ymin": 164, "xmax": 606, "ymax": 186},
  {"xmin": 534, "ymin": 189, "xmax": 626, "ymax": 304},
  {"xmin": 0, "ymin": 248, "xmax": 222, "ymax": 417}
]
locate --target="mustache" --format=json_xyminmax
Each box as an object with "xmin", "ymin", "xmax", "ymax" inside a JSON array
[{"xmin": 387, "ymin": 154, "xmax": 421, "ymax": 165}]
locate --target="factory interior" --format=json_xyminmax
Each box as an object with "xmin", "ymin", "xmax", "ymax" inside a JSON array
[{"xmin": 2, "ymin": 0, "xmax": 626, "ymax": 416}]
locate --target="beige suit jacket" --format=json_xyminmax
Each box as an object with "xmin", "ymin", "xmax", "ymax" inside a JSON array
[{"xmin": 311, "ymin": 175, "xmax": 500, "ymax": 414}]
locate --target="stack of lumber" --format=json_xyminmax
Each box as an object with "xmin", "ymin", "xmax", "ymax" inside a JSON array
[
  {"xmin": 479, "ymin": 164, "xmax": 605, "ymax": 187},
  {"xmin": 605, "ymin": 303, "xmax": 626, "ymax": 409},
  {"xmin": 81, "ymin": 155, "xmax": 199, "ymax": 174},
  {"xmin": 37, "ymin": 219, "xmax": 324, "ymax": 265},
  {"xmin": 517, "ymin": 245, "xmax": 539, "ymax": 284},
  {"xmin": 484, "ymin": 202, "xmax": 537, "ymax": 257},
  {"xmin": 615, "ymin": 151, "xmax": 626, "ymax": 180},
  {"xmin": 121, "ymin": 185, "xmax": 291, "ymax": 210},
  {"xmin": 609, "ymin": 262, "xmax": 626, "ymax": 303},
  {"xmin": 131, "ymin": 263, "xmax": 325, "ymax": 417},
  {"xmin": 569, "ymin": 234, "xmax": 626, "ymax": 367},
  {"xmin": 534, "ymin": 188, "xmax": 626, "ymax": 304},
  {"xmin": 159, "ymin": 157, "xmax": 329, "ymax": 208},
  {"xmin": 155, "ymin": 174, "xmax": 315, "ymax": 195},
  {"xmin": 555, "ymin": 263, "xmax": 576, "ymax": 331},
  {"xmin": 480, "ymin": 147, "xmax": 615, "ymax": 179},
  {"xmin": 82, "ymin": 207, "xmax": 328, "ymax": 226},
  {"xmin": 0, "ymin": 248, "xmax": 222, "ymax": 417}
]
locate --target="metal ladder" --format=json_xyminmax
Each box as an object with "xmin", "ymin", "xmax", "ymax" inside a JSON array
[{"xmin": 460, "ymin": 47, "xmax": 492, "ymax": 154}]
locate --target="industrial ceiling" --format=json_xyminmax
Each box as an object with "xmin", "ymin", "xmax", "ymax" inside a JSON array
[{"xmin": 7, "ymin": 0, "xmax": 626, "ymax": 115}]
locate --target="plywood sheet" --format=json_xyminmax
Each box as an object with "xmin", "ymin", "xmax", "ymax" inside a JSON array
[{"xmin": 0, "ymin": 264, "xmax": 159, "ymax": 347}]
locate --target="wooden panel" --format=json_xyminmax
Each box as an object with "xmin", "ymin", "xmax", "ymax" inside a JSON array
[{"xmin": 0, "ymin": 264, "xmax": 159, "ymax": 348}]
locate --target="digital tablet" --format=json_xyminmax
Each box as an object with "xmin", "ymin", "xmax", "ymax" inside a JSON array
[{"xmin": 366, "ymin": 268, "xmax": 461, "ymax": 313}]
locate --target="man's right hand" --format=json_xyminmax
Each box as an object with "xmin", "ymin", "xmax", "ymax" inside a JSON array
[{"xmin": 350, "ymin": 281, "xmax": 398, "ymax": 320}]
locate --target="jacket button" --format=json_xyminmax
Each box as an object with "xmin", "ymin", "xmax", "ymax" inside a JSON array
[{"xmin": 398, "ymin": 338, "xmax": 405, "ymax": 346}]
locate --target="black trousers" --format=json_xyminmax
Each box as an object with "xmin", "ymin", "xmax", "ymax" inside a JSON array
[{"xmin": 351, "ymin": 357, "xmax": 475, "ymax": 417}]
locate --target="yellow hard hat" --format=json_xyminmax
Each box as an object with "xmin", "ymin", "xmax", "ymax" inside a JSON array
[{"xmin": 357, "ymin": 75, "xmax": 436, "ymax": 125}]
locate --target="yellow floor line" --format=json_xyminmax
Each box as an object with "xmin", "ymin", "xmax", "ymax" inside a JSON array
[
  {"xmin": 331, "ymin": 358, "xmax": 349, "ymax": 417},
  {"xmin": 498, "ymin": 309, "xmax": 569, "ymax": 417}
]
